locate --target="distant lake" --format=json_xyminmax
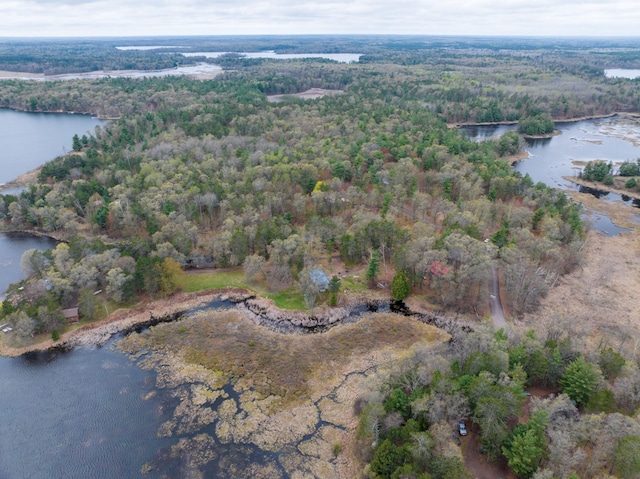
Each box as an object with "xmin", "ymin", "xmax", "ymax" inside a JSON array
[
  {"xmin": 0, "ymin": 63, "xmax": 222, "ymax": 81},
  {"xmin": 605, "ymin": 69, "xmax": 640, "ymax": 79},
  {"xmin": 182, "ymin": 50, "xmax": 362, "ymax": 63},
  {"xmin": 115, "ymin": 45, "xmax": 184, "ymax": 50}
]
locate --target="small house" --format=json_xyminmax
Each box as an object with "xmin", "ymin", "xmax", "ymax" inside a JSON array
[
  {"xmin": 310, "ymin": 269, "xmax": 330, "ymax": 292},
  {"xmin": 62, "ymin": 307, "xmax": 80, "ymax": 323}
]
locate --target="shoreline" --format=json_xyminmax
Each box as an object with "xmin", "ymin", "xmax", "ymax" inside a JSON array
[
  {"xmin": 0, "ymin": 287, "xmax": 467, "ymax": 358},
  {"xmin": 563, "ymin": 176, "xmax": 640, "ymax": 201},
  {"xmin": 447, "ymin": 111, "xmax": 638, "ymax": 129},
  {"xmin": 0, "ymin": 290, "xmax": 241, "ymax": 357},
  {"xmin": 521, "ymin": 129, "xmax": 562, "ymax": 140},
  {"xmin": 0, "ymin": 165, "xmax": 42, "ymax": 191}
]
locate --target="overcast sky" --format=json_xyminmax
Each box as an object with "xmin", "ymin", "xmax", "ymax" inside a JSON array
[{"xmin": 1, "ymin": 0, "xmax": 639, "ymax": 37}]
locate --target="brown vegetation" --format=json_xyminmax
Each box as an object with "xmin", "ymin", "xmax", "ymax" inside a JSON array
[
  {"xmin": 519, "ymin": 228, "xmax": 640, "ymax": 356},
  {"xmin": 116, "ymin": 309, "xmax": 450, "ymax": 477}
]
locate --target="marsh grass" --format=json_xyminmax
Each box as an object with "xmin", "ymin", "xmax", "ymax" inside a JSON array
[{"xmin": 121, "ymin": 310, "xmax": 448, "ymax": 406}]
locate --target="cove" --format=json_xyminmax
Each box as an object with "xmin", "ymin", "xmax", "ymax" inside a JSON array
[
  {"xmin": 0, "ymin": 109, "xmax": 104, "ymax": 295},
  {"xmin": 460, "ymin": 115, "xmax": 640, "ymax": 235}
]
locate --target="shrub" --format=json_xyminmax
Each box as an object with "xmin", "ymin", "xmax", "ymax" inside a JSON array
[
  {"xmin": 618, "ymin": 160, "xmax": 640, "ymax": 177},
  {"xmin": 332, "ymin": 441, "xmax": 343, "ymax": 457},
  {"xmin": 51, "ymin": 330, "xmax": 60, "ymax": 341}
]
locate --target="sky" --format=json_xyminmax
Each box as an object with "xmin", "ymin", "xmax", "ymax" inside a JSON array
[{"xmin": 1, "ymin": 0, "xmax": 639, "ymax": 38}]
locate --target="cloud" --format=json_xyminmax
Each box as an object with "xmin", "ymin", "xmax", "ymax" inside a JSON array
[{"xmin": 1, "ymin": 0, "xmax": 639, "ymax": 37}]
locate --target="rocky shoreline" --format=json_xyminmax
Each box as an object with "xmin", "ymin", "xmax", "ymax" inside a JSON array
[{"xmin": 0, "ymin": 287, "xmax": 471, "ymax": 358}]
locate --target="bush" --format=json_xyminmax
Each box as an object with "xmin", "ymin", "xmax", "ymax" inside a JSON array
[
  {"xmin": 332, "ymin": 441, "xmax": 343, "ymax": 457},
  {"xmin": 618, "ymin": 160, "xmax": 640, "ymax": 177},
  {"xmin": 51, "ymin": 330, "xmax": 60, "ymax": 341},
  {"xmin": 625, "ymin": 177, "xmax": 637, "ymax": 189},
  {"xmin": 581, "ymin": 161, "xmax": 613, "ymax": 182},
  {"xmin": 599, "ymin": 347, "xmax": 625, "ymax": 379},
  {"xmin": 585, "ymin": 389, "xmax": 616, "ymax": 413}
]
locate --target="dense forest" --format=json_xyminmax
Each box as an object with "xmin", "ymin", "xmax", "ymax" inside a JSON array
[
  {"xmin": 357, "ymin": 323, "xmax": 640, "ymax": 479},
  {"xmin": 1, "ymin": 36, "xmax": 639, "ymax": 478}
]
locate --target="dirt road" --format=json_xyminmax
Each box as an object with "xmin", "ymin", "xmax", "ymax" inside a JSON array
[{"xmin": 489, "ymin": 264, "xmax": 508, "ymax": 332}]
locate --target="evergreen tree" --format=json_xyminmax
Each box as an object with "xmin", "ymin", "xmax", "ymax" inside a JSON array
[
  {"xmin": 560, "ymin": 356, "xmax": 599, "ymax": 406},
  {"xmin": 391, "ymin": 270, "xmax": 410, "ymax": 301},
  {"xmin": 366, "ymin": 251, "xmax": 381, "ymax": 284},
  {"xmin": 72, "ymin": 133, "xmax": 82, "ymax": 151}
]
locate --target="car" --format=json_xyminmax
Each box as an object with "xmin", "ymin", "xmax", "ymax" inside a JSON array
[{"xmin": 458, "ymin": 420, "xmax": 467, "ymax": 436}]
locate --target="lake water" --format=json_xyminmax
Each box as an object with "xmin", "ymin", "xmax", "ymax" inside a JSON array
[
  {"xmin": 461, "ymin": 116, "xmax": 640, "ymax": 189},
  {"xmin": 605, "ymin": 69, "xmax": 640, "ymax": 79},
  {"xmin": 0, "ymin": 342, "xmax": 174, "ymax": 479},
  {"xmin": 0, "ymin": 233, "xmax": 58, "ymax": 297},
  {"xmin": 0, "ymin": 109, "xmax": 103, "ymax": 184},
  {"xmin": 0, "ymin": 110, "xmax": 103, "ymax": 295},
  {"xmin": 182, "ymin": 51, "xmax": 362, "ymax": 63}
]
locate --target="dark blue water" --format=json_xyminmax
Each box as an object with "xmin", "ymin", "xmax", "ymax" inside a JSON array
[{"xmin": 0, "ymin": 344, "xmax": 173, "ymax": 479}]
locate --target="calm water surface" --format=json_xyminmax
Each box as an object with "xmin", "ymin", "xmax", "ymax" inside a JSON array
[
  {"xmin": 0, "ymin": 233, "xmax": 58, "ymax": 296},
  {"xmin": 0, "ymin": 109, "xmax": 103, "ymax": 184},
  {"xmin": 0, "ymin": 343, "xmax": 174, "ymax": 479},
  {"xmin": 461, "ymin": 116, "xmax": 640, "ymax": 234}
]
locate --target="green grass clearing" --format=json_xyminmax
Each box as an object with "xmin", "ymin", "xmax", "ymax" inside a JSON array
[
  {"xmin": 177, "ymin": 270, "xmax": 246, "ymax": 292},
  {"xmin": 177, "ymin": 270, "xmax": 307, "ymax": 310}
]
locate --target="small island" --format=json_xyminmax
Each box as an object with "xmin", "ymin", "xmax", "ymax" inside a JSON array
[{"xmin": 517, "ymin": 112, "xmax": 559, "ymax": 138}]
